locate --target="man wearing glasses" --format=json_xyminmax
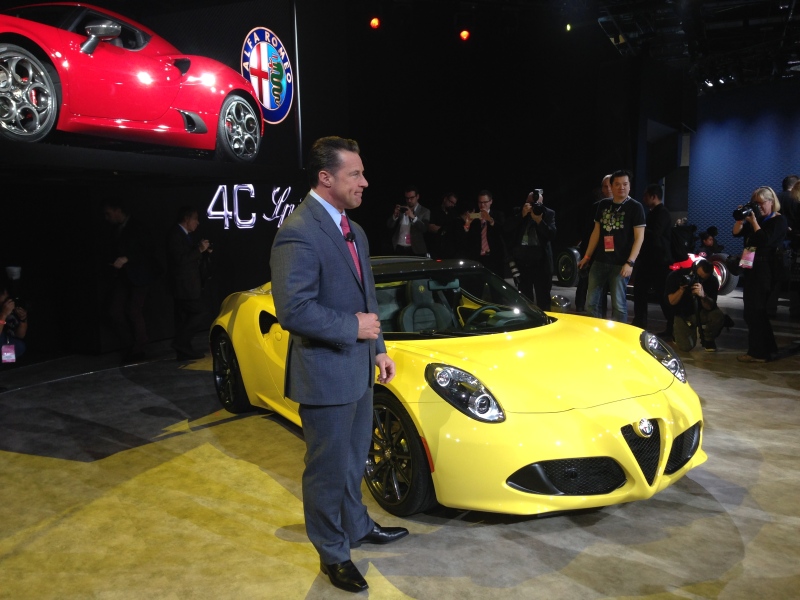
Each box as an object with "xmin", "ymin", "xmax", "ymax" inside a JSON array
[{"xmin": 387, "ymin": 185, "xmax": 431, "ymax": 256}]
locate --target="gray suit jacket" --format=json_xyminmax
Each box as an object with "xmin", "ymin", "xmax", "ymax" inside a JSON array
[{"xmin": 270, "ymin": 193, "xmax": 386, "ymax": 406}]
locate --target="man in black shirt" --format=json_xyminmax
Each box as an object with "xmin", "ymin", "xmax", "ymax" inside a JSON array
[
  {"xmin": 665, "ymin": 259, "xmax": 726, "ymax": 352},
  {"xmin": 577, "ymin": 170, "xmax": 646, "ymax": 323},
  {"xmin": 632, "ymin": 183, "xmax": 673, "ymax": 334}
]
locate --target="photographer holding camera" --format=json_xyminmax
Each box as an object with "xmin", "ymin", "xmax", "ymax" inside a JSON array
[
  {"xmin": 0, "ymin": 281, "xmax": 28, "ymax": 362},
  {"xmin": 732, "ymin": 186, "xmax": 788, "ymax": 362},
  {"xmin": 664, "ymin": 259, "xmax": 725, "ymax": 352},
  {"xmin": 508, "ymin": 190, "xmax": 556, "ymax": 310},
  {"xmin": 386, "ymin": 185, "xmax": 430, "ymax": 256}
]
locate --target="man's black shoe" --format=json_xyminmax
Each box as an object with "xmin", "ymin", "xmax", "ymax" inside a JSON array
[
  {"xmin": 351, "ymin": 523, "xmax": 409, "ymax": 547},
  {"xmin": 176, "ymin": 350, "xmax": 204, "ymax": 361},
  {"xmin": 703, "ymin": 340, "xmax": 717, "ymax": 352},
  {"xmin": 320, "ymin": 560, "xmax": 368, "ymax": 593}
]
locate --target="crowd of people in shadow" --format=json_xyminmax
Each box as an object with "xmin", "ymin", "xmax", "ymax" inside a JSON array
[{"xmin": 382, "ymin": 170, "xmax": 800, "ymax": 364}]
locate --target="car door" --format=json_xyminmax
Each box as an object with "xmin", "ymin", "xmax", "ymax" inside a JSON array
[{"xmin": 59, "ymin": 11, "xmax": 181, "ymax": 121}]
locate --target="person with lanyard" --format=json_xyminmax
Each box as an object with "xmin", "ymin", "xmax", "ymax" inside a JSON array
[
  {"xmin": 733, "ymin": 186, "xmax": 788, "ymax": 362},
  {"xmin": 577, "ymin": 169, "xmax": 646, "ymax": 323}
]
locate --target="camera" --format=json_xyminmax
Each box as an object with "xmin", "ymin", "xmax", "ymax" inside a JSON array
[
  {"xmin": 527, "ymin": 189, "xmax": 544, "ymax": 215},
  {"xmin": 679, "ymin": 273, "xmax": 699, "ymax": 288},
  {"xmin": 733, "ymin": 201, "xmax": 759, "ymax": 221}
]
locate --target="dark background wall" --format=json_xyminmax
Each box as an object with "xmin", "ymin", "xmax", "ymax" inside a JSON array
[
  {"xmin": 1, "ymin": 0, "xmax": 793, "ymax": 358},
  {"xmin": 688, "ymin": 79, "xmax": 800, "ymax": 255}
]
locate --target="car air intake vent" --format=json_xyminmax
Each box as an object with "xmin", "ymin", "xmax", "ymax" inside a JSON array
[
  {"xmin": 174, "ymin": 58, "xmax": 191, "ymax": 75},
  {"xmin": 507, "ymin": 457, "xmax": 626, "ymax": 496},
  {"xmin": 621, "ymin": 421, "xmax": 661, "ymax": 485},
  {"xmin": 664, "ymin": 421, "xmax": 701, "ymax": 475},
  {"xmin": 177, "ymin": 110, "xmax": 208, "ymax": 134}
]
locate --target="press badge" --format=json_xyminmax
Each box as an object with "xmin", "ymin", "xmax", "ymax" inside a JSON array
[
  {"xmin": 603, "ymin": 235, "xmax": 615, "ymax": 252},
  {"xmin": 739, "ymin": 246, "xmax": 756, "ymax": 269},
  {"xmin": 2, "ymin": 344, "xmax": 15, "ymax": 363}
]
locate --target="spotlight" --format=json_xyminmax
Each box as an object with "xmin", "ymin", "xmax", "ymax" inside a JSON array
[
  {"xmin": 704, "ymin": 79, "xmax": 714, "ymax": 87},
  {"xmin": 566, "ymin": 23, "xmax": 571, "ymax": 32},
  {"xmin": 459, "ymin": 29, "xmax": 470, "ymax": 41},
  {"xmin": 369, "ymin": 17, "xmax": 380, "ymax": 29}
]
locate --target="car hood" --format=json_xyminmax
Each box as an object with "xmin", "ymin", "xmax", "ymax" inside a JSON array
[{"xmin": 391, "ymin": 315, "xmax": 678, "ymax": 413}]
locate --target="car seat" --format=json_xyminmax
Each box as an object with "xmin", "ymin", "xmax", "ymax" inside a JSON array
[{"xmin": 398, "ymin": 279, "xmax": 453, "ymax": 332}]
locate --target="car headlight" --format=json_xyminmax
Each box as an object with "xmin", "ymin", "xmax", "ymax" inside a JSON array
[
  {"xmin": 640, "ymin": 331, "xmax": 686, "ymax": 383},
  {"xmin": 424, "ymin": 364, "xmax": 505, "ymax": 422}
]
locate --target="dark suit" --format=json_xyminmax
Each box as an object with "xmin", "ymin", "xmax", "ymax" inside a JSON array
[
  {"xmin": 508, "ymin": 206, "xmax": 556, "ymax": 310},
  {"xmin": 270, "ymin": 193, "xmax": 386, "ymax": 564},
  {"xmin": 166, "ymin": 225, "xmax": 206, "ymax": 355},
  {"xmin": 463, "ymin": 210, "xmax": 507, "ymax": 277},
  {"xmin": 103, "ymin": 215, "xmax": 160, "ymax": 355},
  {"xmin": 386, "ymin": 204, "xmax": 431, "ymax": 255}
]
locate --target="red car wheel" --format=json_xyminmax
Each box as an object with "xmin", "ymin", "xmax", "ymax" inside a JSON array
[
  {"xmin": 0, "ymin": 44, "xmax": 59, "ymax": 142},
  {"xmin": 215, "ymin": 93, "xmax": 261, "ymax": 162}
]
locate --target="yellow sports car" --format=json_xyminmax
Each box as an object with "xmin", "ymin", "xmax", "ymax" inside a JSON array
[{"xmin": 210, "ymin": 257, "xmax": 706, "ymax": 516}]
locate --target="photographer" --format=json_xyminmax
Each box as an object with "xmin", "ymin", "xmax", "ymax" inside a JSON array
[
  {"xmin": 732, "ymin": 186, "xmax": 788, "ymax": 362},
  {"xmin": 507, "ymin": 190, "xmax": 556, "ymax": 310},
  {"xmin": 386, "ymin": 185, "xmax": 430, "ymax": 256},
  {"xmin": 665, "ymin": 259, "xmax": 725, "ymax": 352},
  {"xmin": 0, "ymin": 282, "xmax": 28, "ymax": 361}
]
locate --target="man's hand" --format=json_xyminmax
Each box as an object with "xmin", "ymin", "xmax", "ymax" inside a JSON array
[
  {"xmin": 356, "ymin": 312, "xmax": 381, "ymax": 340},
  {"xmin": 691, "ymin": 283, "xmax": 705, "ymax": 297},
  {"xmin": 0, "ymin": 297, "xmax": 14, "ymax": 320},
  {"xmin": 620, "ymin": 263, "xmax": 633, "ymax": 278},
  {"xmin": 375, "ymin": 352, "xmax": 396, "ymax": 384},
  {"xmin": 112, "ymin": 256, "xmax": 128, "ymax": 269}
]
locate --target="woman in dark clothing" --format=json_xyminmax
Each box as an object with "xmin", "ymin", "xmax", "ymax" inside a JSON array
[{"xmin": 733, "ymin": 186, "xmax": 788, "ymax": 362}]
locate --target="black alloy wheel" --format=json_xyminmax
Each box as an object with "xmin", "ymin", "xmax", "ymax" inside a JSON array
[
  {"xmin": 210, "ymin": 329, "xmax": 253, "ymax": 413},
  {"xmin": 365, "ymin": 393, "xmax": 436, "ymax": 517},
  {"xmin": 0, "ymin": 44, "xmax": 60, "ymax": 142},
  {"xmin": 711, "ymin": 253, "xmax": 739, "ymax": 295},
  {"xmin": 556, "ymin": 248, "xmax": 581, "ymax": 287}
]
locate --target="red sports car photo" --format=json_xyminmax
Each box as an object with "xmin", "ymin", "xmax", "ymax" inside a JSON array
[{"xmin": 0, "ymin": 3, "xmax": 264, "ymax": 161}]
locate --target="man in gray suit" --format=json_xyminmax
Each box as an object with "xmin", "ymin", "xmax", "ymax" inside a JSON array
[{"xmin": 270, "ymin": 136, "xmax": 405, "ymax": 593}]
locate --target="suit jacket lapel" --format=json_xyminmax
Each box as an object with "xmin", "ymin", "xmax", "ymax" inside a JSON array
[{"xmin": 306, "ymin": 194, "xmax": 364, "ymax": 289}]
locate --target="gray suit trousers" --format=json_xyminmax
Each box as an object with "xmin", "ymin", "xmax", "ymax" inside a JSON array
[{"xmin": 298, "ymin": 388, "xmax": 375, "ymax": 564}]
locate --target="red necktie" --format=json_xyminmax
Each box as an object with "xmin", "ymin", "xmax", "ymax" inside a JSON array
[
  {"xmin": 481, "ymin": 220, "xmax": 490, "ymax": 255},
  {"xmin": 340, "ymin": 215, "xmax": 362, "ymax": 281}
]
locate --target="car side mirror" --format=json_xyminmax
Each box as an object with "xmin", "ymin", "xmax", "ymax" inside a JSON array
[{"xmin": 80, "ymin": 20, "xmax": 123, "ymax": 54}]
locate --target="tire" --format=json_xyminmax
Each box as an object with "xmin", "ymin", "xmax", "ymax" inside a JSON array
[
  {"xmin": 555, "ymin": 248, "xmax": 581, "ymax": 287},
  {"xmin": 0, "ymin": 44, "xmax": 60, "ymax": 142},
  {"xmin": 210, "ymin": 329, "xmax": 254, "ymax": 413},
  {"xmin": 711, "ymin": 253, "xmax": 739, "ymax": 295},
  {"xmin": 365, "ymin": 392, "xmax": 437, "ymax": 516},
  {"xmin": 215, "ymin": 93, "xmax": 261, "ymax": 162}
]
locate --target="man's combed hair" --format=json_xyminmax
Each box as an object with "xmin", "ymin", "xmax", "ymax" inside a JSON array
[
  {"xmin": 176, "ymin": 205, "xmax": 198, "ymax": 224},
  {"xmin": 645, "ymin": 183, "xmax": 663, "ymax": 199},
  {"xmin": 610, "ymin": 169, "xmax": 633, "ymax": 186},
  {"xmin": 308, "ymin": 136, "xmax": 360, "ymax": 187}
]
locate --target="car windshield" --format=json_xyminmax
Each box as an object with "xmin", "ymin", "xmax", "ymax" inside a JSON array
[
  {"xmin": 1, "ymin": 5, "xmax": 80, "ymax": 27},
  {"xmin": 374, "ymin": 268, "xmax": 551, "ymax": 338}
]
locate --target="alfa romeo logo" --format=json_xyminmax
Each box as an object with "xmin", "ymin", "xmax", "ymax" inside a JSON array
[
  {"xmin": 241, "ymin": 27, "xmax": 294, "ymax": 124},
  {"xmin": 637, "ymin": 418, "xmax": 654, "ymax": 438}
]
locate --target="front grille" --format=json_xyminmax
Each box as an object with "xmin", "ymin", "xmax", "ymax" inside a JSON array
[
  {"xmin": 507, "ymin": 457, "xmax": 626, "ymax": 496},
  {"xmin": 665, "ymin": 421, "xmax": 701, "ymax": 474},
  {"xmin": 621, "ymin": 421, "xmax": 661, "ymax": 485}
]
